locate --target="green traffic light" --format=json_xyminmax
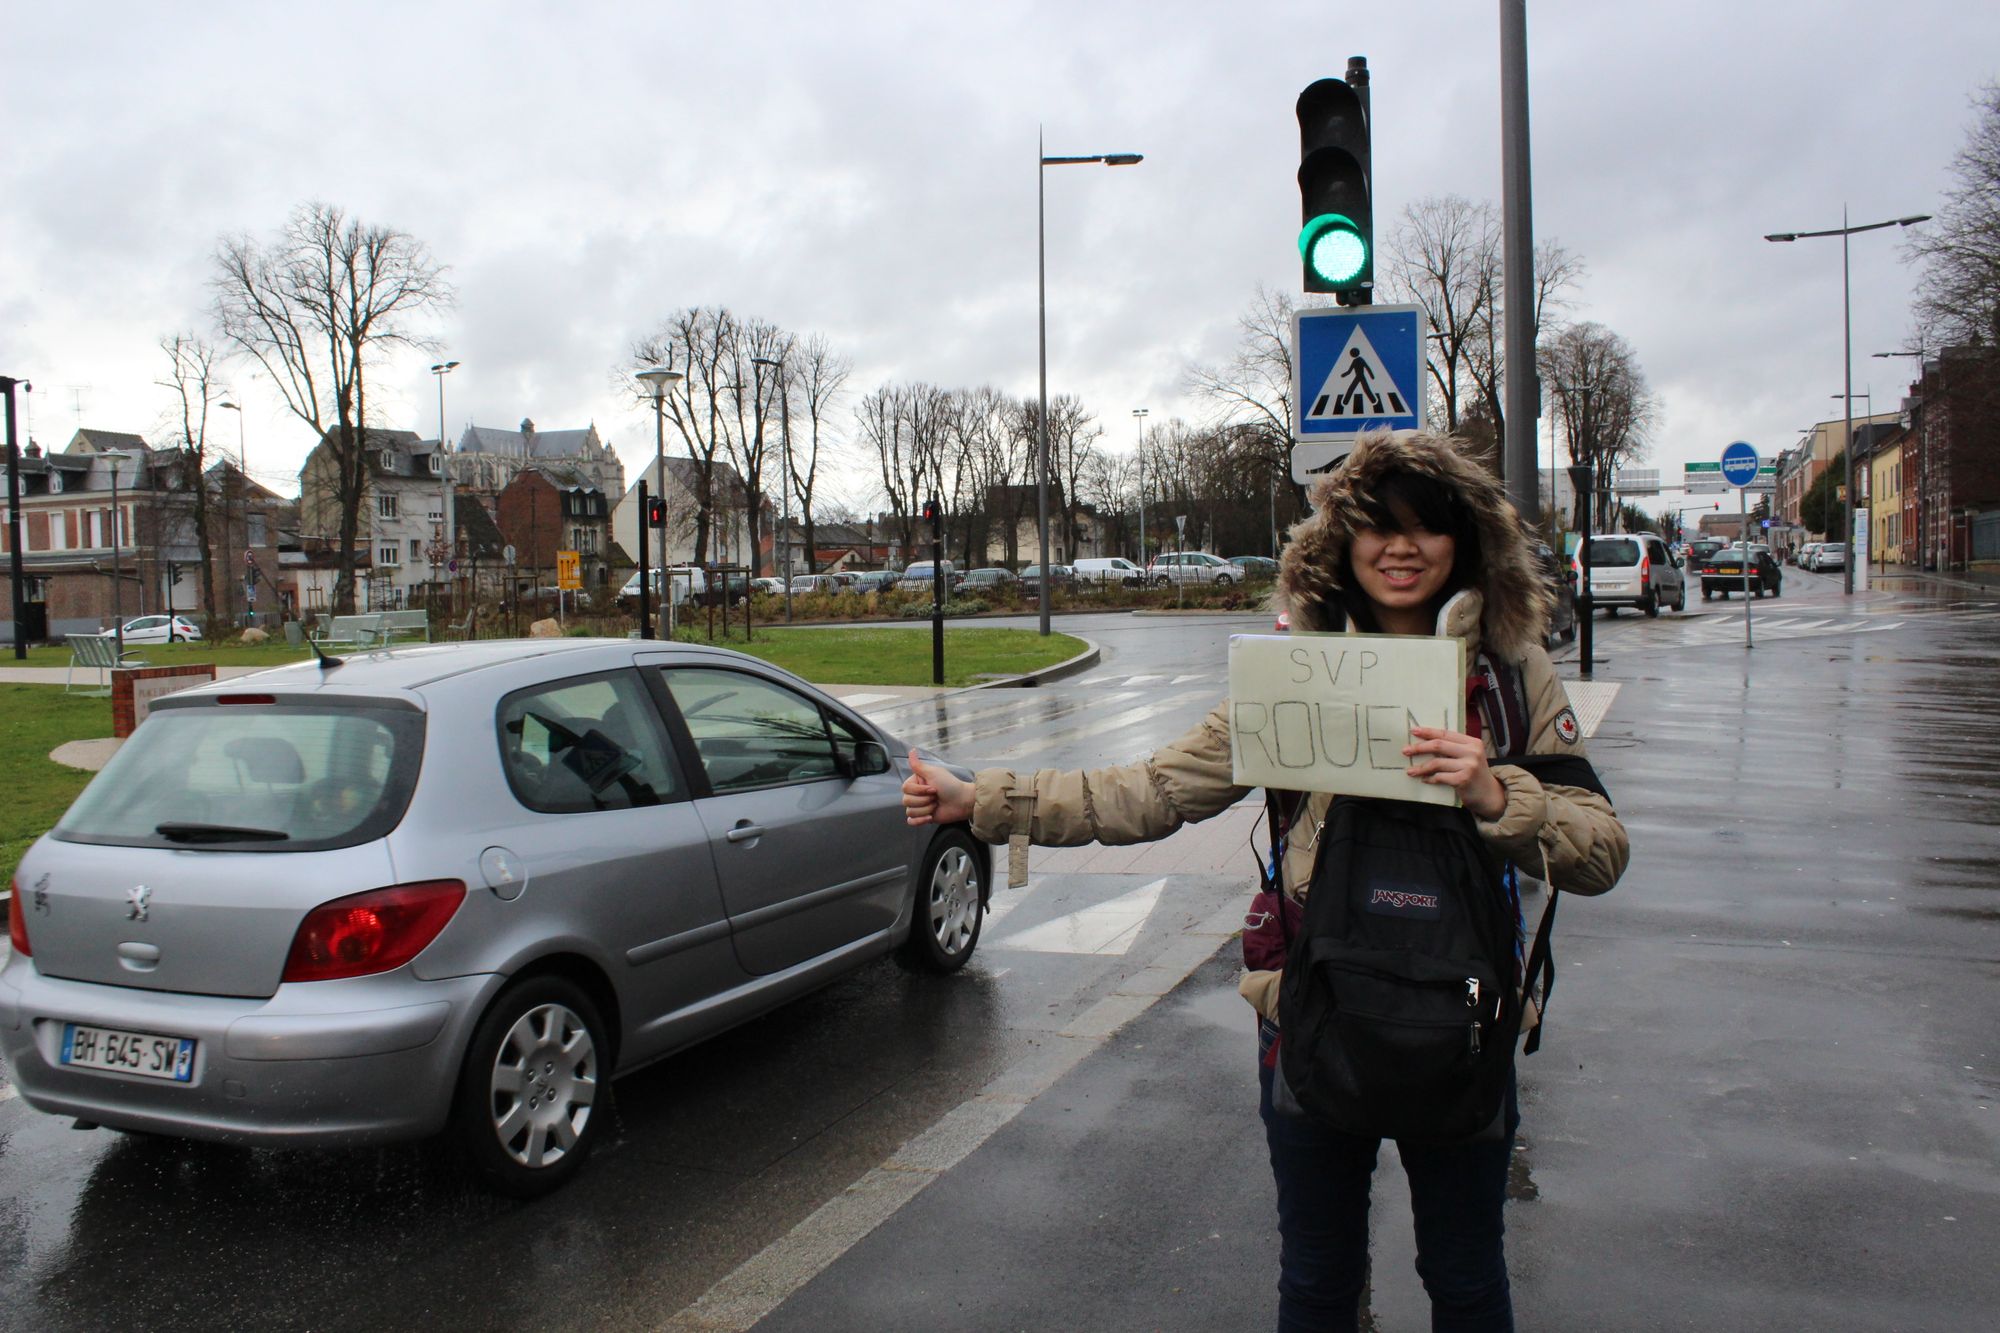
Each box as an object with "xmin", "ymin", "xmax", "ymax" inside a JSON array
[{"xmin": 1299, "ymin": 213, "xmax": 1368, "ymax": 287}]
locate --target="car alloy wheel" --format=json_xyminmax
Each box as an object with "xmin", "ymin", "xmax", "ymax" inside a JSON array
[
  {"xmin": 899, "ymin": 830, "xmax": 983, "ymax": 974},
  {"xmin": 454, "ymin": 975, "xmax": 607, "ymax": 1197}
]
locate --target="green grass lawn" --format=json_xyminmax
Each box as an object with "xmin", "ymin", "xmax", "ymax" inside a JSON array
[{"xmin": 0, "ymin": 686, "xmax": 116, "ymax": 888}]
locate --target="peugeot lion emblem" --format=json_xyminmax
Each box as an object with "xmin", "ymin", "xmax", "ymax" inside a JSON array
[{"xmin": 125, "ymin": 885, "xmax": 152, "ymax": 923}]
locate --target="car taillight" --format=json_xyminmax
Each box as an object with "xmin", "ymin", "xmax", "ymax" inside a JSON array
[
  {"xmin": 7, "ymin": 878, "xmax": 29, "ymax": 956},
  {"xmin": 282, "ymin": 881, "xmax": 465, "ymax": 983},
  {"xmin": 1639, "ymin": 555, "xmax": 1650, "ymax": 580}
]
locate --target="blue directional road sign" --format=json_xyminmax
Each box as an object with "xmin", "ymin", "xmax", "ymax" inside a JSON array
[
  {"xmin": 1720, "ymin": 440, "xmax": 1760, "ymax": 487},
  {"xmin": 1292, "ymin": 304, "xmax": 1427, "ymax": 441}
]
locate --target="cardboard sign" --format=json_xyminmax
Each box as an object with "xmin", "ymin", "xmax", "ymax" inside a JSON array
[{"xmin": 1227, "ymin": 632, "xmax": 1466, "ymax": 804}]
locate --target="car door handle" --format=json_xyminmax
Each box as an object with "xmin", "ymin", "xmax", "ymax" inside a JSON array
[{"xmin": 725, "ymin": 822, "xmax": 765, "ymax": 844}]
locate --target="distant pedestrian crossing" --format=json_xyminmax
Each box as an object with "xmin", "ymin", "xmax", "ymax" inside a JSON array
[{"xmin": 1660, "ymin": 603, "xmax": 2000, "ymax": 647}]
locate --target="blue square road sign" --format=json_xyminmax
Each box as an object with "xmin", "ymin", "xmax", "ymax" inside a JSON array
[{"xmin": 1292, "ymin": 304, "xmax": 1428, "ymax": 441}]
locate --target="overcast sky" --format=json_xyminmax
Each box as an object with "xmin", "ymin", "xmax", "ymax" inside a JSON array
[{"xmin": 4, "ymin": 1, "xmax": 1993, "ymax": 522}]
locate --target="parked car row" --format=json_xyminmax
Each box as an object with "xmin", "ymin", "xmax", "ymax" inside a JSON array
[{"xmin": 1798, "ymin": 542, "xmax": 1848, "ymax": 571}]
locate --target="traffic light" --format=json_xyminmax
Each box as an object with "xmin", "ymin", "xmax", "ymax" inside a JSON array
[
  {"xmin": 646, "ymin": 495, "xmax": 666, "ymax": 527},
  {"xmin": 921, "ymin": 499, "xmax": 940, "ymax": 524},
  {"xmin": 1296, "ymin": 65, "xmax": 1372, "ymax": 302}
]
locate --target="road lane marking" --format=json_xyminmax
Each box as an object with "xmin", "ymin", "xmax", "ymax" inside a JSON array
[
  {"xmin": 834, "ymin": 692, "xmax": 898, "ymax": 709},
  {"xmin": 1120, "ymin": 674, "xmax": 1164, "ymax": 685},
  {"xmin": 990, "ymin": 877, "xmax": 1167, "ymax": 955},
  {"xmin": 1170, "ymin": 673, "xmax": 1209, "ymax": 684}
]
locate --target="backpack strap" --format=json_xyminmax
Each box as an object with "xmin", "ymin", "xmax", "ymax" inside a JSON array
[
  {"xmin": 1470, "ymin": 652, "xmax": 1533, "ymax": 758},
  {"xmin": 1520, "ymin": 866, "xmax": 1560, "ymax": 1055}
]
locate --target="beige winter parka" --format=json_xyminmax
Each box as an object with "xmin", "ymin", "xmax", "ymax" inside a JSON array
[{"xmin": 965, "ymin": 431, "xmax": 1630, "ymax": 1023}]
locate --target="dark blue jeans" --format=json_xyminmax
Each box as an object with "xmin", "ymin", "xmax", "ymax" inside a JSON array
[{"xmin": 1258, "ymin": 1024, "xmax": 1520, "ymax": 1332}]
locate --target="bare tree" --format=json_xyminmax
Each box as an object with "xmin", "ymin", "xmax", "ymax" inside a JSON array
[
  {"xmin": 1187, "ymin": 285, "xmax": 1300, "ymax": 455},
  {"xmin": 629, "ymin": 307, "xmax": 737, "ymax": 565},
  {"xmin": 1907, "ymin": 83, "xmax": 2000, "ymax": 346},
  {"xmin": 723, "ymin": 317, "xmax": 791, "ymax": 575},
  {"xmin": 1462, "ymin": 238, "xmax": 1585, "ymax": 450},
  {"xmin": 155, "ymin": 335, "xmax": 225, "ymax": 631},
  {"xmin": 788, "ymin": 333, "xmax": 851, "ymax": 571},
  {"xmin": 213, "ymin": 202, "xmax": 450, "ymax": 612},
  {"xmin": 1539, "ymin": 322, "xmax": 1658, "ymax": 531},
  {"xmin": 1382, "ymin": 195, "xmax": 1500, "ymax": 431},
  {"xmin": 858, "ymin": 382, "xmax": 952, "ymax": 557}
]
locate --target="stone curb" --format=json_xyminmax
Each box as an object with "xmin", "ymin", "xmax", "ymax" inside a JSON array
[{"xmin": 966, "ymin": 637, "xmax": 1101, "ymax": 690}]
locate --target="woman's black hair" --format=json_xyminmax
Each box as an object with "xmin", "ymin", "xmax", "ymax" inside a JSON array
[{"xmin": 1336, "ymin": 467, "xmax": 1485, "ymax": 633}]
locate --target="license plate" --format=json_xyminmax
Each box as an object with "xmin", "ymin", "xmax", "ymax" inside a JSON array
[{"xmin": 60, "ymin": 1023, "xmax": 196, "ymax": 1082}]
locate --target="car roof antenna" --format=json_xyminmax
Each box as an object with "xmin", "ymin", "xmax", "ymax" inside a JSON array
[{"xmin": 307, "ymin": 636, "xmax": 345, "ymax": 671}]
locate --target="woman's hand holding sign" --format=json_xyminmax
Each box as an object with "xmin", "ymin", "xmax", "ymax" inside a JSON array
[
  {"xmin": 1403, "ymin": 726, "xmax": 1507, "ymax": 820},
  {"xmin": 902, "ymin": 750, "xmax": 974, "ymax": 826}
]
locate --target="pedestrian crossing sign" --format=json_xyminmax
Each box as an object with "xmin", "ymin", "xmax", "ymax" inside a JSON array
[{"xmin": 1292, "ymin": 304, "xmax": 1427, "ymax": 440}]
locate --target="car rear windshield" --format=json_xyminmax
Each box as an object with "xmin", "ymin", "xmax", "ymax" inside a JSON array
[
  {"xmin": 55, "ymin": 701, "xmax": 424, "ymax": 852},
  {"xmin": 1587, "ymin": 538, "xmax": 1642, "ymax": 566}
]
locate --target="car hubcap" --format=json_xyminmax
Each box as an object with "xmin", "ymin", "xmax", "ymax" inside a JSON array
[
  {"xmin": 928, "ymin": 847, "xmax": 979, "ymax": 955},
  {"xmin": 489, "ymin": 1002, "xmax": 596, "ymax": 1169}
]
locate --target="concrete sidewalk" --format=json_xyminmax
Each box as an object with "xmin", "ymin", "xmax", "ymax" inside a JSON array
[{"xmin": 690, "ymin": 613, "xmax": 2000, "ymax": 1331}]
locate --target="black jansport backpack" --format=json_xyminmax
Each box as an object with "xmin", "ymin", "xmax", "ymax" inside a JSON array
[
  {"xmin": 1275, "ymin": 794, "xmax": 1525, "ymax": 1142},
  {"xmin": 1268, "ymin": 657, "xmax": 1605, "ymax": 1143}
]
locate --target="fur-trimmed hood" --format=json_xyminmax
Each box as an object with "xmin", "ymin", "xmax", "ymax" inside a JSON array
[{"xmin": 1276, "ymin": 430, "xmax": 1553, "ymax": 662}]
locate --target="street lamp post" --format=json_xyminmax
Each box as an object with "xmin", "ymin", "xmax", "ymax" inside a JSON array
[
  {"xmin": 1038, "ymin": 135, "xmax": 1142, "ymax": 634},
  {"xmin": 1130, "ymin": 408, "xmax": 1148, "ymax": 567},
  {"xmin": 636, "ymin": 366, "xmax": 684, "ymax": 639},
  {"xmin": 431, "ymin": 361, "xmax": 459, "ymax": 613},
  {"xmin": 1764, "ymin": 209, "xmax": 1929, "ymax": 595},
  {"xmin": 104, "ymin": 451, "xmax": 129, "ymax": 655},
  {"xmin": 751, "ymin": 355, "xmax": 795, "ymax": 623},
  {"xmin": 218, "ymin": 400, "xmax": 246, "ymax": 622}
]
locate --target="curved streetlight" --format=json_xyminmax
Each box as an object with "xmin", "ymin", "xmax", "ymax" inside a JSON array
[
  {"xmin": 1763, "ymin": 210, "xmax": 1929, "ymax": 594},
  {"xmin": 431, "ymin": 361, "xmax": 459, "ymax": 610},
  {"xmin": 217, "ymin": 400, "xmax": 246, "ymax": 622},
  {"xmin": 1037, "ymin": 137, "xmax": 1142, "ymax": 634},
  {"xmin": 635, "ymin": 366, "xmax": 684, "ymax": 639}
]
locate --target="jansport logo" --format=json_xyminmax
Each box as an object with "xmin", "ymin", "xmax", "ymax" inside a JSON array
[{"xmin": 1369, "ymin": 889, "xmax": 1439, "ymax": 912}]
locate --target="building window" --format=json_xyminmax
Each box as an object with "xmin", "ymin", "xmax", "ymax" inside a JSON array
[
  {"xmin": 379, "ymin": 545, "xmax": 400, "ymax": 567},
  {"xmin": 409, "ymin": 538, "xmax": 423, "ymax": 560},
  {"xmin": 428, "ymin": 454, "xmax": 442, "ymax": 475},
  {"xmin": 378, "ymin": 494, "xmax": 398, "ymax": 519}
]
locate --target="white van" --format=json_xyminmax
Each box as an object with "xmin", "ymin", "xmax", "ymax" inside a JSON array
[
  {"xmin": 1072, "ymin": 557, "xmax": 1145, "ymax": 587},
  {"xmin": 616, "ymin": 567, "xmax": 703, "ymax": 609}
]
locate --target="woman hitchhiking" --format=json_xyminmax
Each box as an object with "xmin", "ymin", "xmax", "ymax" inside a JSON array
[{"xmin": 902, "ymin": 430, "xmax": 1629, "ymax": 1331}]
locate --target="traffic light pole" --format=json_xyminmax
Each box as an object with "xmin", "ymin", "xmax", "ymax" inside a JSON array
[
  {"xmin": 637, "ymin": 480, "xmax": 652, "ymax": 640},
  {"xmin": 929, "ymin": 500, "xmax": 945, "ymax": 686}
]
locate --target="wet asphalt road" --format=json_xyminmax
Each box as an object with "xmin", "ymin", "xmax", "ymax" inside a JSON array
[{"xmin": 4, "ymin": 574, "xmax": 1998, "ymax": 1330}]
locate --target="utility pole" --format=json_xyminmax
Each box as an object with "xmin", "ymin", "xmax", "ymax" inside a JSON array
[
  {"xmin": 3, "ymin": 377, "xmax": 28, "ymax": 659},
  {"xmin": 1499, "ymin": 0, "xmax": 1540, "ymax": 517}
]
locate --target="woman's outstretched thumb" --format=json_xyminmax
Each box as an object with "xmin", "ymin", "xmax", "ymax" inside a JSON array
[{"xmin": 908, "ymin": 749, "xmax": 931, "ymax": 782}]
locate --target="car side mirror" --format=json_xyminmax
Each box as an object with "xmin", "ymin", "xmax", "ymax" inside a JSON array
[{"xmin": 840, "ymin": 740, "xmax": 892, "ymax": 779}]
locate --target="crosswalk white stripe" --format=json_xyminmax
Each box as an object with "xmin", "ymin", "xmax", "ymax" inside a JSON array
[
  {"xmin": 1121, "ymin": 674, "xmax": 1164, "ymax": 685},
  {"xmin": 1170, "ymin": 674, "xmax": 1208, "ymax": 684}
]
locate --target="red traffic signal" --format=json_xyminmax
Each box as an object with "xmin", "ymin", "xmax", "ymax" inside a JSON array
[
  {"xmin": 921, "ymin": 499, "xmax": 940, "ymax": 523},
  {"xmin": 646, "ymin": 496, "xmax": 667, "ymax": 526}
]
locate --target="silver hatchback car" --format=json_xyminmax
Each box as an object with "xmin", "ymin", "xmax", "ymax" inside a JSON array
[{"xmin": 1, "ymin": 639, "xmax": 988, "ymax": 1196}]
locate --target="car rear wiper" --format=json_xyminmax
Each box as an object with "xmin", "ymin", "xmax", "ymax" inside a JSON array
[{"xmin": 154, "ymin": 822, "xmax": 291, "ymax": 843}]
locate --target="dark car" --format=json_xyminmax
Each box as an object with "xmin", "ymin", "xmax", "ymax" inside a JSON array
[
  {"xmin": 1228, "ymin": 555, "xmax": 1281, "ymax": 581},
  {"xmin": 1019, "ymin": 564, "xmax": 1074, "ymax": 591},
  {"xmin": 1700, "ymin": 547, "xmax": 1782, "ymax": 599},
  {"xmin": 960, "ymin": 568, "xmax": 1020, "ymax": 591},
  {"xmin": 1533, "ymin": 543, "xmax": 1577, "ymax": 646},
  {"xmin": 1684, "ymin": 538, "xmax": 1727, "ymax": 572}
]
